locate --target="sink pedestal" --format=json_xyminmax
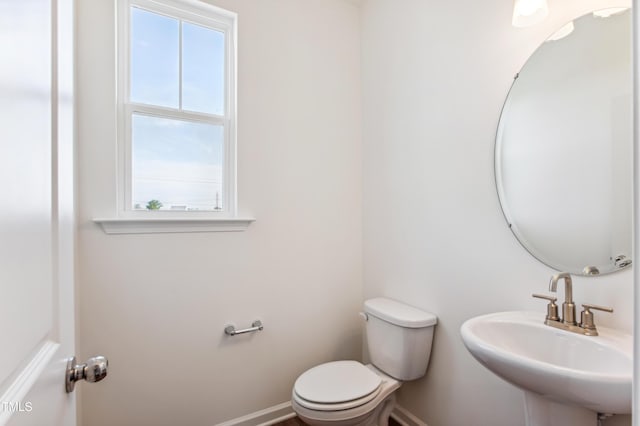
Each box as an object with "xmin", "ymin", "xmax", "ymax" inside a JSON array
[{"xmin": 524, "ymin": 392, "xmax": 597, "ymax": 426}]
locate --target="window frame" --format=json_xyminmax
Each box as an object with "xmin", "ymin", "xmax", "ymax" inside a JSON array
[{"xmin": 116, "ymin": 0, "xmax": 237, "ymax": 218}]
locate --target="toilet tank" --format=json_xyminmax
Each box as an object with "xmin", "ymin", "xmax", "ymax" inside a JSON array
[{"xmin": 364, "ymin": 298, "xmax": 437, "ymax": 381}]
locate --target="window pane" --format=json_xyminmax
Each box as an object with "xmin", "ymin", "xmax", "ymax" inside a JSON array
[
  {"xmin": 132, "ymin": 114, "xmax": 224, "ymax": 211},
  {"xmin": 130, "ymin": 7, "xmax": 179, "ymax": 108},
  {"xmin": 182, "ymin": 22, "xmax": 225, "ymax": 115}
]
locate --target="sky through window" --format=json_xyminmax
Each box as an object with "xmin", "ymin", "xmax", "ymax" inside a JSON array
[{"xmin": 129, "ymin": 6, "xmax": 225, "ymax": 211}]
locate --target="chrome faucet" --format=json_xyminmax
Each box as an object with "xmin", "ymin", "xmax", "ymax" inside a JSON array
[
  {"xmin": 533, "ymin": 272, "xmax": 613, "ymax": 336},
  {"xmin": 549, "ymin": 272, "xmax": 576, "ymax": 325}
]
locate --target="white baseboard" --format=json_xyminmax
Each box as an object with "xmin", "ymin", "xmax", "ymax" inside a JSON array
[
  {"xmin": 391, "ymin": 404, "xmax": 429, "ymax": 426},
  {"xmin": 215, "ymin": 402, "xmax": 295, "ymax": 426},
  {"xmin": 214, "ymin": 401, "xmax": 426, "ymax": 426}
]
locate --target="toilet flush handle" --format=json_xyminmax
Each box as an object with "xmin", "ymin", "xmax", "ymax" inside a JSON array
[{"xmin": 359, "ymin": 312, "xmax": 368, "ymax": 321}]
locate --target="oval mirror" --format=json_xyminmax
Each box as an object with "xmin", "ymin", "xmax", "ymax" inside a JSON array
[{"xmin": 495, "ymin": 8, "xmax": 632, "ymax": 276}]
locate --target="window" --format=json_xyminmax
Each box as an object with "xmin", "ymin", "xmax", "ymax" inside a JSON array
[{"xmin": 118, "ymin": 0, "xmax": 236, "ymax": 216}]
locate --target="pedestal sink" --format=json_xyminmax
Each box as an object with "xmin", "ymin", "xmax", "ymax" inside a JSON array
[{"xmin": 460, "ymin": 311, "xmax": 632, "ymax": 426}]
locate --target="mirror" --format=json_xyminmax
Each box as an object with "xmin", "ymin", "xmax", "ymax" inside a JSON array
[{"xmin": 495, "ymin": 8, "xmax": 632, "ymax": 276}]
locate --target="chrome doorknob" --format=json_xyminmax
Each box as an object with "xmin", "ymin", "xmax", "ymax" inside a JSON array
[{"xmin": 65, "ymin": 355, "xmax": 109, "ymax": 393}]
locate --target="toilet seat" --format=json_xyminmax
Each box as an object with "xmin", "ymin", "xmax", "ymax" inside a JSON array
[
  {"xmin": 291, "ymin": 363, "xmax": 401, "ymax": 424},
  {"xmin": 294, "ymin": 361, "xmax": 382, "ymax": 409},
  {"xmin": 293, "ymin": 386, "xmax": 383, "ymax": 412}
]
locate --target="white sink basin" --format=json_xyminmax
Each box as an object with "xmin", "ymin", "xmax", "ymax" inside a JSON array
[{"xmin": 460, "ymin": 311, "xmax": 632, "ymax": 415}]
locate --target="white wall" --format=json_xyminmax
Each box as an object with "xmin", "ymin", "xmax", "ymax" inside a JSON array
[
  {"xmin": 361, "ymin": 0, "xmax": 632, "ymax": 425},
  {"xmin": 76, "ymin": 0, "xmax": 635, "ymax": 424},
  {"xmin": 75, "ymin": 1, "xmax": 362, "ymax": 425}
]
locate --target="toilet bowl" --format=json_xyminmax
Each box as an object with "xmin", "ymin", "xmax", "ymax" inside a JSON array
[
  {"xmin": 291, "ymin": 298, "xmax": 437, "ymax": 426},
  {"xmin": 292, "ymin": 361, "xmax": 400, "ymax": 426}
]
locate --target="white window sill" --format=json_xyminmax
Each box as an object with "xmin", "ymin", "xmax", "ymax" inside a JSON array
[{"xmin": 93, "ymin": 217, "xmax": 255, "ymax": 234}]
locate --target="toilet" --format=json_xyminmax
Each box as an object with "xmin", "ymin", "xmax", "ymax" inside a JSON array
[{"xmin": 291, "ymin": 297, "xmax": 437, "ymax": 426}]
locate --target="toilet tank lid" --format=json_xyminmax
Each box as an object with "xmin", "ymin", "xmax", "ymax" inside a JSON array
[{"xmin": 364, "ymin": 298, "xmax": 437, "ymax": 328}]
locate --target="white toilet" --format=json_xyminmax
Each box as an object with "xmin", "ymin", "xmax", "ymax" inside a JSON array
[{"xmin": 291, "ymin": 297, "xmax": 437, "ymax": 426}]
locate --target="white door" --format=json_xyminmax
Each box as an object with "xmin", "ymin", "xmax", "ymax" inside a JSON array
[{"xmin": 0, "ymin": 0, "xmax": 86, "ymax": 424}]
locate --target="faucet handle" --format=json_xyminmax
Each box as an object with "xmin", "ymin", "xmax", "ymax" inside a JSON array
[
  {"xmin": 582, "ymin": 303, "xmax": 613, "ymax": 313},
  {"xmin": 532, "ymin": 293, "xmax": 557, "ymax": 302},
  {"xmin": 532, "ymin": 294, "xmax": 560, "ymax": 321},
  {"xmin": 580, "ymin": 303, "xmax": 613, "ymax": 335}
]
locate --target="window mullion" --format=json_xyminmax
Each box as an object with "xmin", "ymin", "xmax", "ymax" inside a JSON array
[
  {"xmin": 178, "ymin": 19, "xmax": 183, "ymax": 110},
  {"xmin": 126, "ymin": 103, "xmax": 226, "ymax": 125}
]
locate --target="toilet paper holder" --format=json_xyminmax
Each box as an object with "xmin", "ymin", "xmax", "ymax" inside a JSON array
[{"xmin": 224, "ymin": 320, "xmax": 263, "ymax": 336}]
